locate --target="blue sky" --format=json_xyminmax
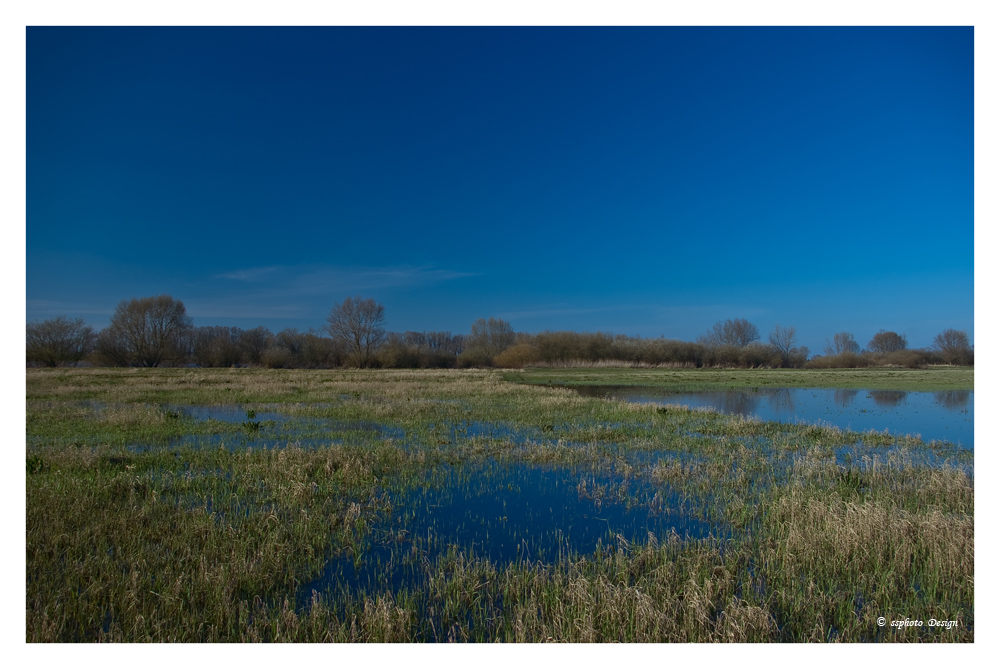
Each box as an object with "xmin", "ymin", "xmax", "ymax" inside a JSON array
[{"xmin": 26, "ymin": 26, "xmax": 974, "ymax": 354}]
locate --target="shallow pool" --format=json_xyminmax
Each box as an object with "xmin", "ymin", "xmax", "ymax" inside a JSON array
[{"xmin": 575, "ymin": 387, "xmax": 974, "ymax": 448}]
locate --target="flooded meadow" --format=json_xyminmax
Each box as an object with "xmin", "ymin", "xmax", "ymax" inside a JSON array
[
  {"xmin": 574, "ymin": 386, "xmax": 974, "ymax": 448},
  {"xmin": 26, "ymin": 368, "xmax": 974, "ymax": 642}
]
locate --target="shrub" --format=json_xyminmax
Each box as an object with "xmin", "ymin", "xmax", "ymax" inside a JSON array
[
  {"xmin": 804, "ymin": 352, "xmax": 871, "ymax": 369},
  {"xmin": 192, "ymin": 326, "xmax": 245, "ymax": 367},
  {"xmin": 882, "ymin": 349, "xmax": 929, "ymax": 369},
  {"xmin": 457, "ymin": 347, "xmax": 492, "ymax": 368},
  {"xmin": 739, "ymin": 342, "xmax": 783, "ymax": 368},
  {"xmin": 378, "ymin": 342, "xmax": 423, "ymax": 369},
  {"xmin": 26, "ymin": 316, "xmax": 95, "ymax": 367},
  {"xmin": 260, "ymin": 346, "xmax": 292, "ymax": 369},
  {"xmin": 378, "ymin": 332, "xmax": 460, "ymax": 368},
  {"xmin": 239, "ymin": 327, "xmax": 274, "ymax": 366},
  {"xmin": 493, "ymin": 343, "xmax": 541, "ymax": 368},
  {"xmin": 269, "ymin": 329, "xmax": 344, "ymax": 368},
  {"xmin": 466, "ymin": 318, "xmax": 516, "ymax": 362}
]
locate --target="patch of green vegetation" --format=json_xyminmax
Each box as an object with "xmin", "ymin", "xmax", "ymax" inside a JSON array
[
  {"xmin": 26, "ymin": 401, "xmax": 241, "ymax": 449},
  {"xmin": 26, "ymin": 368, "xmax": 973, "ymax": 641},
  {"xmin": 502, "ymin": 366, "xmax": 974, "ymax": 392}
]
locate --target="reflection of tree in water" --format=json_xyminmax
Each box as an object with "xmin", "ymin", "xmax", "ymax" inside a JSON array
[
  {"xmin": 766, "ymin": 388, "xmax": 794, "ymax": 414},
  {"xmin": 934, "ymin": 390, "xmax": 971, "ymax": 411},
  {"xmin": 834, "ymin": 388, "xmax": 859, "ymax": 407},
  {"xmin": 869, "ymin": 390, "xmax": 907, "ymax": 408},
  {"xmin": 710, "ymin": 391, "xmax": 762, "ymax": 417}
]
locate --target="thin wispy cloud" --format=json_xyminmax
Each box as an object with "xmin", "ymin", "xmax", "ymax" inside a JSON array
[
  {"xmin": 180, "ymin": 264, "xmax": 483, "ymax": 325},
  {"xmin": 288, "ymin": 266, "xmax": 477, "ymax": 295},
  {"xmin": 215, "ymin": 266, "xmax": 281, "ymax": 282},
  {"xmin": 215, "ymin": 264, "xmax": 476, "ymax": 295}
]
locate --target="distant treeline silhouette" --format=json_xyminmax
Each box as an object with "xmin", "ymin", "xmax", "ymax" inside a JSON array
[{"xmin": 26, "ymin": 295, "xmax": 973, "ymax": 369}]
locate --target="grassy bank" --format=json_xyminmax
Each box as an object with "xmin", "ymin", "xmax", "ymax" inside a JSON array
[
  {"xmin": 501, "ymin": 366, "xmax": 974, "ymax": 392},
  {"xmin": 26, "ymin": 368, "xmax": 973, "ymax": 642}
]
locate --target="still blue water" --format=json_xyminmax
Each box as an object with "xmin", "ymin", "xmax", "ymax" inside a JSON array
[
  {"xmin": 297, "ymin": 460, "xmax": 715, "ymax": 608},
  {"xmin": 576, "ymin": 387, "xmax": 974, "ymax": 449}
]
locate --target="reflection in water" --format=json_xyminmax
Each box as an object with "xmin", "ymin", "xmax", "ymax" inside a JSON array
[
  {"xmin": 935, "ymin": 390, "xmax": 971, "ymax": 411},
  {"xmin": 767, "ymin": 388, "xmax": 793, "ymax": 413},
  {"xmin": 869, "ymin": 390, "xmax": 907, "ymax": 408},
  {"xmin": 571, "ymin": 385, "xmax": 974, "ymax": 448},
  {"xmin": 299, "ymin": 461, "xmax": 713, "ymax": 609},
  {"xmin": 715, "ymin": 391, "xmax": 761, "ymax": 417},
  {"xmin": 834, "ymin": 388, "xmax": 859, "ymax": 407}
]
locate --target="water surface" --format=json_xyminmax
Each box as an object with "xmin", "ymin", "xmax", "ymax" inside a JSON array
[
  {"xmin": 575, "ymin": 387, "xmax": 974, "ymax": 448},
  {"xmin": 298, "ymin": 459, "xmax": 714, "ymax": 608}
]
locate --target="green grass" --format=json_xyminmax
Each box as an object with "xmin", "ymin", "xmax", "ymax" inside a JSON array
[
  {"xmin": 26, "ymin": 368, "xmax": 973, "ymax": 642},
  {"xmin": 502, "ymin": 366, "xmax": 974, "ymax": 391}
]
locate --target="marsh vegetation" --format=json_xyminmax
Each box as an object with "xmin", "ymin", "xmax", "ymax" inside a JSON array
[{"xmin": 26, "ymin": 368, "xmax": 973, "ymax": 642}]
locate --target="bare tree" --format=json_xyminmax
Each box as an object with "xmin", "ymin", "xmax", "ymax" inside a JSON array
[
  {"xmin": 192, "ymin": 326, "xmax": 244, "ymax": 367},
  {"xmin": 238, "ymin": 326, "xmax": 273, "ymax": 366},
  {"xmin": 868, "ymin": 330, "xmax": 907, "ymax": 354},
  {"xmin": 384, "ymin": 330, "xmax": 463, "ymax": 368},
  {"xmin": 704, "ymin": 318, "xmax": 760, "ymax": 348},
  {"xmin": 465, "ymin": 317, "xmax": 516, "ymax": 362},
  {"xmin": 26, "ymin": 316, "xmax": 95, "ymax": 367},
  {"xmin": 932, "ymin": 328, "xmax": 971, "ymax": 365},
  {"xmin": 403, "ymin": 330, "xmax": 463, "ymax": 355},
  {"xmin": 825, "ymin": 332, "xmax": 861, "ymax": 356},
  {"xmin": 768, "ymin": 324, "xmax": 796, "ymax": 356},
  {"xmin": 96, "ymin": 295, "xmax": 192, "ymax": 367},
  {"xmin": 326, "ymin": 296, "xmax": 386, "ymax": 367}
]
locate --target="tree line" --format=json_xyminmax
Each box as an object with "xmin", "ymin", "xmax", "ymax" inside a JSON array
[{"xmin": 26, "ymin": 295, "xmax": 973, "ymax": 369}]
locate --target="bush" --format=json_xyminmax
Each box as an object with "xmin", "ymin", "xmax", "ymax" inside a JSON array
[
  {"xmin": 457, "ymin": 347, "xmax": 492, "ymax": 368},
  {"xmin": 882, "ymin": 349, "xmax": 929, "ymax": 369},
  {"xmin": 26, "ymin": 316, "xmax": 95, "ymax": 367},
  {"xmin": 261, "ymin": 346, "xmax": 292, "ymax": 369},
  {"xmin": 466, "ymin": 318, "xmax": 516, "ymax": 363},
  {"xmin": 785, "ymin": 346, "xmax": 810, "ymax": 368},
  {"xmin": 378, "ymin": 332, "xmax": 460, "ymax": 368},
  {"xmin": 378, "ymin": 342, "xmax": 423, "ymax": 369},
  {"xmin": 739, "ymin": 342, "xmax": 783, "ymax": 368},
  {"xmin": 239, "ymin": 327, "xmax": 273, "ymax": 366},
  {"xmin": 493, "ymin": 343, "xmax": 541, "ymax": 368},
  {"xmin": 299, "ymin": 331, "xmax": 344, "ymax": 368},
  {"xmin": 805, "ymin": 352, "xmax": 871, "ymax": 369},
  {"xmin": 529, "ymin": 332, "xmax": 706, "ymax": 367},
  {"xmin": 192, "ymin": 326, "xmax": 245, "ymax": 367},
  {"xmin": 269, "ymin": 329, "xmax": 345, "ymax": 368}
]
